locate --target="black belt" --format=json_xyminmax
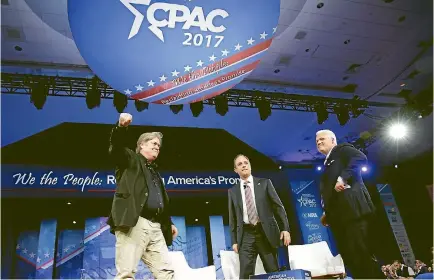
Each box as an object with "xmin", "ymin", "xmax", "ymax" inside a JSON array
[
  {"xmin": 243, "ymin": 222, "xmax": 262, "ymax": 230},
  {"xmin": 140, "ymin": 208, "xmax": 161, "ymax": 223}
]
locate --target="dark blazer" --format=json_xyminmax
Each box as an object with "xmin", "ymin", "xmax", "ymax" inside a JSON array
[
  {"xmin": 106, "ymin": 124, "xmax": 173, "ymax": 246},
  {"xmin": 228, "ymin": 177, "xmax": 290, "ymax": 248},
  {"xmin": 320, "ymin": 143, "xmax": 375, "ymax": 225}
]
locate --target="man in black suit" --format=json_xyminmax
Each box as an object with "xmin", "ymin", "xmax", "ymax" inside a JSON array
[
  {"xmin": 107, "ymin": 113, "xmax": 178, "ymax": 279},
  {"xmin": 228, "ymin": 154, "xmax": 291, "ymax": 279},
  {"xmin": 316, "ymin": 129, "xmax": 383, "ymax": 279}
]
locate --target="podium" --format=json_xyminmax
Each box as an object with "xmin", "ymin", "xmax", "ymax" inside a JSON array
[{"xmin": 250, "ymin": 269, "xmax": 312, "ymax": 279}]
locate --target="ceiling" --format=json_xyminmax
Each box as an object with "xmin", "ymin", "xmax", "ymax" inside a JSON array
[{"xmin": 1, "ymin": 0, "xmax": 433, "ymax": 166}]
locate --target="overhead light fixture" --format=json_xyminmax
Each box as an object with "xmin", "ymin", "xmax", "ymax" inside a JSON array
[
  {"xmin": 30, "ymin": 79, "xmax": 49, "ymax": 110},
  {"xmin": 255, "ymin": 98, "xmax": 271, "ymax": 120},
  {"xmin": 73, "ymin": 221, "xmax": 76, "ymax": 224},
  {"xmin": 67, "ymin": 202, "xmax": 71, "ymax": 205},
  {"xmin": 214, "ymin": 95, "xmax": 228, "ymax": 116},
  {"xmin": 190, "ymin": 101, "xmax": 204, "ymax": 117},
  {"xmin": 361, "ymin": 166, "xmax": 368, "ymax": 172},
  {"xmin": 316, "ymin": 166, "xmax": 322, "ymax": 171},
  {"xmin": 194, "ymin": 218, "xmax": 198, "ymax": 222},
  {"xmin": 134, "ymin": 100, "xmax": 149, "ymax": 112},
  {"xmin": 388, "ymin": 123, "xmax": 407, "ymax": 139},
  {"xmin": 113, "ymin": 91, "xmax": 128, "ymax": 113},
  {"xmin": 169, "ymin": 104, "xmax": 183, "ymax": 114},
  {"xmin": 315, "ymin": 103, "xmax": 328, "ymax": 124},
  {"xmin": 86, "ymin": 76, "xmax": 101, "ymax": 109}
]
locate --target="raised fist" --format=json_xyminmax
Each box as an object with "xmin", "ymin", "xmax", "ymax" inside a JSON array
[{"xmin": 119, "ymin": 113, "xmax": 132, "ymax": 127}]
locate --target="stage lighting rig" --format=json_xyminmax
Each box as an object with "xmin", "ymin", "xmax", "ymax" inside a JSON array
[
  {"xmin": 86, "ymin": 76, "xmax": 101, "ymax": 109},
  {"xmin": 134, "ymin": 100, "xmax": 149, "ymax": 112},
  {"xmin": 215, "ymin": 95, "xmax": 229, "ymax": 116},
  {"xmin": 314, "ymin": 103, "xmax": 328, "ymax": 124},
  {"xmin": 255, "ymin": 98, "xmax": 271, "ymax": 120},
  {"xmin": 30, "ymin": 79, "xmax": 49, "ymax": 110},
  {"xmin": 334, "ymin": 105, "xmax": 350, "ymax": 126},
  {"xmin": 170, "ymin": 104, "xmax": 183, "ymax": 114},
  {"xmin": 190, "ymin": 101, "xmax": 204, "ymax": 117},
  {"xmin": 113, "ymin": 91, "xmax": 128, "ymax": 113}
]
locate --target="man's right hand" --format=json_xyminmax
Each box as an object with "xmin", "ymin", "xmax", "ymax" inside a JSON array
[
  {"xmin": 320, "ymin": 214, "xmax": 329, "ymax": 227},
  {"xmin": 119, "ymin": 113, "xmax": 132, "ymax": 127},
  {"xmin": 232, "ymin": 244, "xmax": 238, "ymax": 254}
]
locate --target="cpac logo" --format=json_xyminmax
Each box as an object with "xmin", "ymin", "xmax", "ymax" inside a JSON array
[{"xmin": 121, "ymin": 0, "xmax": 229, "ymax": 42}]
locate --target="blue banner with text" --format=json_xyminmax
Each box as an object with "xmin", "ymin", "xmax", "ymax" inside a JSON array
[{"xmin": 1, "ymin": 164, "xmax": 240, "ymax": 197}]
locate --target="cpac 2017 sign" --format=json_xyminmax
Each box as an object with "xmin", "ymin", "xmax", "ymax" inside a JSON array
[{"xmin": 68, "ymin": 0, "xmax": 280, "ymax": 104}]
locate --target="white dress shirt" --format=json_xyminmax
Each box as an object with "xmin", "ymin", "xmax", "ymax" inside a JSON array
[
  {"xmin": 324, "ymin": 146, "xmax": 348, "ymax": 187},
  {"xmin": 239, "ymin": 175, "xmax": 257, "ymax": 224}
]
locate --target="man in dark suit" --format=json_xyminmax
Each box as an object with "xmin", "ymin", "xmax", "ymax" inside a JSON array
[
  {"xmin": 107, "ymin": 113, "xmax": 178, "ymax": 279},
  {"xmin": 228, "ymin": 154, "xmax": 291, "ymax": 279},
  {"xmin": 316, "ymin": 129, "xmax": 383, "ymax": 279}
]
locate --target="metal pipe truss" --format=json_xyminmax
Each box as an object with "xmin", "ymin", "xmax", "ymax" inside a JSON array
[{"xmin": 1, "ymin": 73, "xmax": 402, "ymax": 115}]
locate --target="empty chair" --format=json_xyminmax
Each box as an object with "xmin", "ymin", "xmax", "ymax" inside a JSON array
[{"xmin": 169, "ymin": 251, "xmax": 216, "ymax": 280}]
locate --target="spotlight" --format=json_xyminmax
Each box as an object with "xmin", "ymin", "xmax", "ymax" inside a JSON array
[
  {"xmin": 30, "ymin": 80, "xmax": 49, "ymax": 110},
  {"xmin": 73, "ymin": 221, "xmax": 76, "ymax": 224},
  {"xmin": 394, "ymin": 164, "xmax": 398, "ymax": 168},
  {"xmin": 134, "ymin": 100, "xmax": 149, "ymax": 112},
  {"xmin": 334, "ymin": 105, "xmax": 350, "ymax": 126},
  {"xmin": 113, "ymin": 91, "xmax": 128, "ymax": 113},
  {"xmin": 316, "ymin": 166, "xmax": 322, "ymax": 171},
  {"xmin": 190, "ymin": 101, "xmax": 204, "ymax": 117},
  {"xmin": 170, "ymin": 104, "xmax": 183, "ymax": 114},
  {"xmin": 195, "ymin": 218, "xmax": 199, "ymax": 222},
  {"xmin": 361, "ymin": 166, "xmax": 368, "ymax": 172},
  {"xmin": 86, "ymin": 76, "xmax": 101, "ymax": 109},
  {"xmin": 67, "ymin": 202, "xmax": 71, "ymax": 205},
  {"xmin": 279, "ymin": 166, "xmax": 282, "ymax": 170},
  {"xmin": 205, "ymin": 201, "xmax": 209, "ymax": 204},
  {"xmin": 255, "ymin": 98, "xmax": 271, "ymax": 121},
  {"xmin": 315, "ymin": 103, "xmax": 328, "ymax": 124},
  {"xmin": 214, "ymin": 95, "xmax": 228, "ymax": 116},
  {"xmin": 388, "ymin": 123, "xmax": 407, "ymax": 139}
]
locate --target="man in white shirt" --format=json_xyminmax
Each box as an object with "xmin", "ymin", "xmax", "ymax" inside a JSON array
[
  {"xmin": 316, "ymin": 129, "xmax": 382, "ymax": 279},
  {"xmin": 228, "ymin": 154, "xmax": 291, "ymax": 279}
]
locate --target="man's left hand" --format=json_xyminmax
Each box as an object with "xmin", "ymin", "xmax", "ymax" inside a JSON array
[
  {"xmin": 280, "ymin": 231, "xmax": 291, "ymax": 246},
  {"xmin": 171, "ymin": 225, "xmax": 178, "ymax": 239},
  {"xmin": 334, "ymin": 181, "xmax": 346, "ymax": 192}
]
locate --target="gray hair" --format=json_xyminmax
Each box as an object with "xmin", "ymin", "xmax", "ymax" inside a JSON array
[
  {"xmin": 136, "ymin": 132, "xmax": 163, "ymax": 153},
  {"xmin": 316, "ymin": 129, "xmax": 337, "ymax": 143}
]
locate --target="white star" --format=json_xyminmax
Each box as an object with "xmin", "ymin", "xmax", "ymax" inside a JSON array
[
  {"xmin": 135, "ymin": 84, "xmax": 144, "ymax": 91},
  {"xmin": 171, "ymin": 70, "xmax": 180, "ymax": 77},
  {"xmin": 209, "ymin": 54, "xmax": 217, "ymax": 62},
  {"xmin": 37, "ymin": 257, "xmax": 41, "ymax": 263},
  {"xmin": 273, "ymin": 27, "xmax": 277, "ymax": 34},
  {"xmin": 247, "ymin": 38, "xmax": 255, "ymax": 45},
  {"xmin": 23, "ymin": 248, "xmax": 28, "ymax": 254},
  {"xmin": 124, "ymin": 89, "xmax": 132, "ymax": 95},
  {"xmin": 63, "ymin": 247, "xmax": 69, "ymax": 253},
  {"xmin": 147, "ymin": 80, "xmax": 155, "ymax": 87},
  {"xmin": 85, "ymin": 229, "xmax": 88, "ymax": 234},
  {"xmin": 260, "ymin": 31, "xmax": 268, "ymax": 39},
  {"xmin": 29, "ymin": 252, "xmax": 35, "ymax": 259},
  {"xmin": 234, "ymin": 43, "xmax": 242, "ymax": 51},
  {"xmin": 44, "ymin": 252, "xmax": 50, "ymax": 258},
  {"xmin": 159, "ymin": 75, "xmax": 167, "ymax": 82},
  {"xmin": 196, "ymin": 60, "xmax": 204, "ymax": 67},
  {"xmin": 92, "ymin": 225, "xmax": 96, "ymax": 230},
  {"xmin": 221, "ymin": 49, "xmax": 229, "ymax": 56},
  {"xmin": 16, "ymin": 244, "xmax": 20, "ymax": 250},
  {"xmin": 71, "ymin": 244, "xmax": 76, "ymax": 249},
  {"xmin": 184, "ymin": 65, "xmax": 192, "ymax": 72}
]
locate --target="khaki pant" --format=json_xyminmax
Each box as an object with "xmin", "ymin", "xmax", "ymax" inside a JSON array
[{"xmin": 115, "ymin": 217, "xmax": 174, "ymax": 279}]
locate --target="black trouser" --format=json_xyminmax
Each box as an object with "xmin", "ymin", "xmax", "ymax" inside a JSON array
[
  {"xmin": 330, "ymin": 216, "xmax": 384, "ymax": 279},
  {"xmin": 239, "ymin": 223, "xmax": 278, "ymax": 279}
]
